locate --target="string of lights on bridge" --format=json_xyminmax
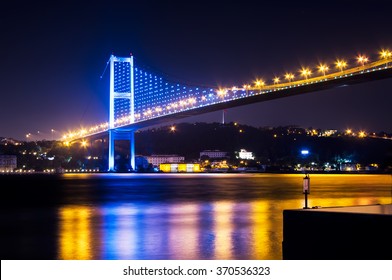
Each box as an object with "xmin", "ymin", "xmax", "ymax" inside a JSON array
[{"xmin": 62, "ymin": 48, "xmax": 392, "ymax": 143}]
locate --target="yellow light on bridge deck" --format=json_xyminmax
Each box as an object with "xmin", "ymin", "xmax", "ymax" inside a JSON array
[
  {"xmin": 300, "ymin": 67, "xmax": 312, "ymax": 79},
  {"xmin": 335, "ymin": 59, "xmax": 348, "ymax": 72},
  {"xmin": 254, "ymin": 79, "xmax": 265, "ymax": 87},
  {"xmin": 357, "ymin": 54, "xmax": 369, "ymax": 66},
  {"xmin": 273, "ymin": 77, "xmax": 280, "ymax": 84},
  {"xmin": 379, "ymin": 49, "xmax": 392, "ymax": 59},
  {"xmin": 318, "ymin": 64, "xmax": 329, "ymax": 75},
  {"xmin": 284, "ymin": 73, "xmax": 294, "ymax": 82},
  {"xmin": 217, "ymin": 88, "xmax": 226, "ymax": 97}
]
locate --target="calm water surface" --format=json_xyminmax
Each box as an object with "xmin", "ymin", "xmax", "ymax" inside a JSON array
[{"xmin": 1, "ymin": 173, "xmax": 391, "ymax": 260}]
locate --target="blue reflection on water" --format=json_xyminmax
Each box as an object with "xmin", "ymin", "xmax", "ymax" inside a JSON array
[{"xmin": 198, "ymin": 202, "xmax": 215, "ymax": 259}]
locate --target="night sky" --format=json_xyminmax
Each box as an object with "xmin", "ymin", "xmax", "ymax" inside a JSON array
[{"xmin": 1, "ymin": 1, "xmax": 392, "ymax": 141}]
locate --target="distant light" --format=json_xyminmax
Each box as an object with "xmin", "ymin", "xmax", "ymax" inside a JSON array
[{"xmin": 301, "ymin": 150, "xmax": 309, "ymax": 155}]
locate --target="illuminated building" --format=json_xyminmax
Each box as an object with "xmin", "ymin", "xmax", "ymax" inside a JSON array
[
  {"xmin": 146, "ymin": 155, "xmax": 185, "ymax": 167},
  {"xmin": 0, "ymin": 155, "xmax": 17, "ymax": 172},
  {"xmin": 159, "ymin": 163, "xmax": 201, "ymax": 173},
  {"xmin": 199, "ymin": 150, "xmax": 228, "ymax": 159},
  {"xmin": 237, "ymin": 149, "xmax": 254, "ymax": 160}
]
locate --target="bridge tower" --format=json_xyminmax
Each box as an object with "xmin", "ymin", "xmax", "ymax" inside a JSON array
[{"xmin": 108, "ymin": 54, "xmax": 135, "ymax": 172}]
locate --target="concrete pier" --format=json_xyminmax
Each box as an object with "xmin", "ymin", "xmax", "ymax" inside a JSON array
[{"xmin": 282, "ymin": 204, "xmax": 392, "ymax": 260}]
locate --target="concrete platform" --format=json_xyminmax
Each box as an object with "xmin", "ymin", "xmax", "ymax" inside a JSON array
[{"xmin": 282, "ymin": 204, "xmax": 392, "ymax": 260}]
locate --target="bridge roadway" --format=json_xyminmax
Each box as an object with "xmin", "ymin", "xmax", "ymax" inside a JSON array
[{"xmin": 69, "ymin": 61, "xmax": 392, "ymax": 142}]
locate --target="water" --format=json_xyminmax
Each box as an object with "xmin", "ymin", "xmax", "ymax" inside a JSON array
[{"xmin": 1, "ymin": 173, "xmax": 391, "ymax": 260}]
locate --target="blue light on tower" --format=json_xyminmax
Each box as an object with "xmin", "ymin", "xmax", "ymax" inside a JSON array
[{"xmin": 301, "ymin": 149, "xmax": 309, "ymax": 156}]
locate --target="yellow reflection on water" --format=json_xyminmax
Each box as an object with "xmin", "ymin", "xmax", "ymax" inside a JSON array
[
  {"xmin": 251, "ymin": 200, "xmax": 271, "ymax": 259},
  {"xmin": 213, "ymin": 201, "xmax": 234, "ymax": 259},
  {"xmin": 58, "ymin": 206, "xmax": 93, "ymax": 260},
  {"xmin": 168, "ymin": 203, "xmax": 200, "ymax": 259},
  {"xmin": 251, "ymin": 199, "xmax": 304, "ymax": 260}
]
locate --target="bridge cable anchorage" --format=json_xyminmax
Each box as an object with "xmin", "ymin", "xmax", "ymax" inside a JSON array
[{"xmin": 99, "ymin": 56, "xmax": 111, "ymax": 80}]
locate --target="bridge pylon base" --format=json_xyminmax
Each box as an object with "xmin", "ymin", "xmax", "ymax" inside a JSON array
[{"xmin": 108, "ymin": 129, "xmax": 135, "ymax": 172}]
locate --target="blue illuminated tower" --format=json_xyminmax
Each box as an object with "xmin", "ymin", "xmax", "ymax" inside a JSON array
[{"xmin": 108, "ymin": 54, "xmax": 135, "ymax": 172}]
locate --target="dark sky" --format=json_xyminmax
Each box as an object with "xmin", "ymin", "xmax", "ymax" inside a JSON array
[{"xmin": 1, "ymin": 1, "xmax": 392, "ymax": 140}]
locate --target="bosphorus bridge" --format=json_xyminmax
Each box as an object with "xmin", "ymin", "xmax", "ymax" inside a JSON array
[{"xmin": 61, "ymin": 49, "xmax": 392, "ymax": 171}]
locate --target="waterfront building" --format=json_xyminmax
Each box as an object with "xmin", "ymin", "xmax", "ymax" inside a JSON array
[
  {"xmin": 199, "ymin": 150, "xmax": 228, "ymax": 159},
  {"xmin": 159, "ymin": 163, "xmax": 201, "ymax": 173},
  {"xmin": 146, "ymin": 154, "xmax": 185, "ymax": 167},
  {"xmin": 0, "ymin": 155, "xmax": 17, "ymax": 172},
  {"xmin": 237, "ymin": 149, "xmax": 255, "ymax": 160}
]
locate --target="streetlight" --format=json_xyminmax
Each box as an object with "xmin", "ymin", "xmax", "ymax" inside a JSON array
[
  {"xmin": 379, "ymin": 49, "xmax": 392, "ymax": 66},
  {"xmin": 335, "ymin": 59, "xmax": 347, "ymax": 73},
  {"xmin": 273, "ymin": 77, "xmax": 280, "ymax": 85},
  {"xmin": 356, "ymin": 54, "xmax": 368, "ymax": 67},
  {"xmin": 81, "ymin": 140, "xmax": 88, "ymax": 147},
  {"xmin": 317, "ymin": 63, "xmax": 329, "ymax": 76},
  {"xmin": 358, "ymin": 131, "xmax": 366, "ymax": 138},
  {"xmin": 242, "ymin": 84, "xmax": 251, "ymax": 95},
  {"xmin": 300, "ymin": 67, "xmax": 312, "ymax": 80},
  {"xmin": 303, "ymin": 173, "xmax": 310, "ymax": 209},
  {"xmin": 254, "ymin": 79, "xmax": 265, "ymax": 93},
  {"xmin": 380, "ymin": 49, "xmax": 392, "ymax": 59},
  {"xmin": 51, "ymin": 129, "xmax": 55, "ymax": 141},
  {"xmin": 217, "ymin": 88, "xmax": 227, "ymax": 98},
  {"xmin": 284, "ymin": 73, "xmax": 294, "ymax": 82}
]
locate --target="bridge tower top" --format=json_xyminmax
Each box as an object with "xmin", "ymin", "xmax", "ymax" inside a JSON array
[{"xmin": 109, "ymin": 54, "xmax": 134, "ymax": 129}]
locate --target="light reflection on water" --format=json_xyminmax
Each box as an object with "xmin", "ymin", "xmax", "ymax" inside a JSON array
[{"xmin": 56, "ymin": 173, "xmax": 391, "ymax": 260}]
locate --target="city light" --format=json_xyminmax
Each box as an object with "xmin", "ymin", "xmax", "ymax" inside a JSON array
[
  {"xmin": 301, "ymin": 150, "xmax": 309, "ymax": 155},
  {"xmin": 358, "ymin": 131, "xmax": 367, "ymax": 138}
]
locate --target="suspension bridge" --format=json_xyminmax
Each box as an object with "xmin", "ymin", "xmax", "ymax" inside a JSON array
[{"xmin": 62, "ymin": 49, "xmax": 392, "ymax": 171}]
